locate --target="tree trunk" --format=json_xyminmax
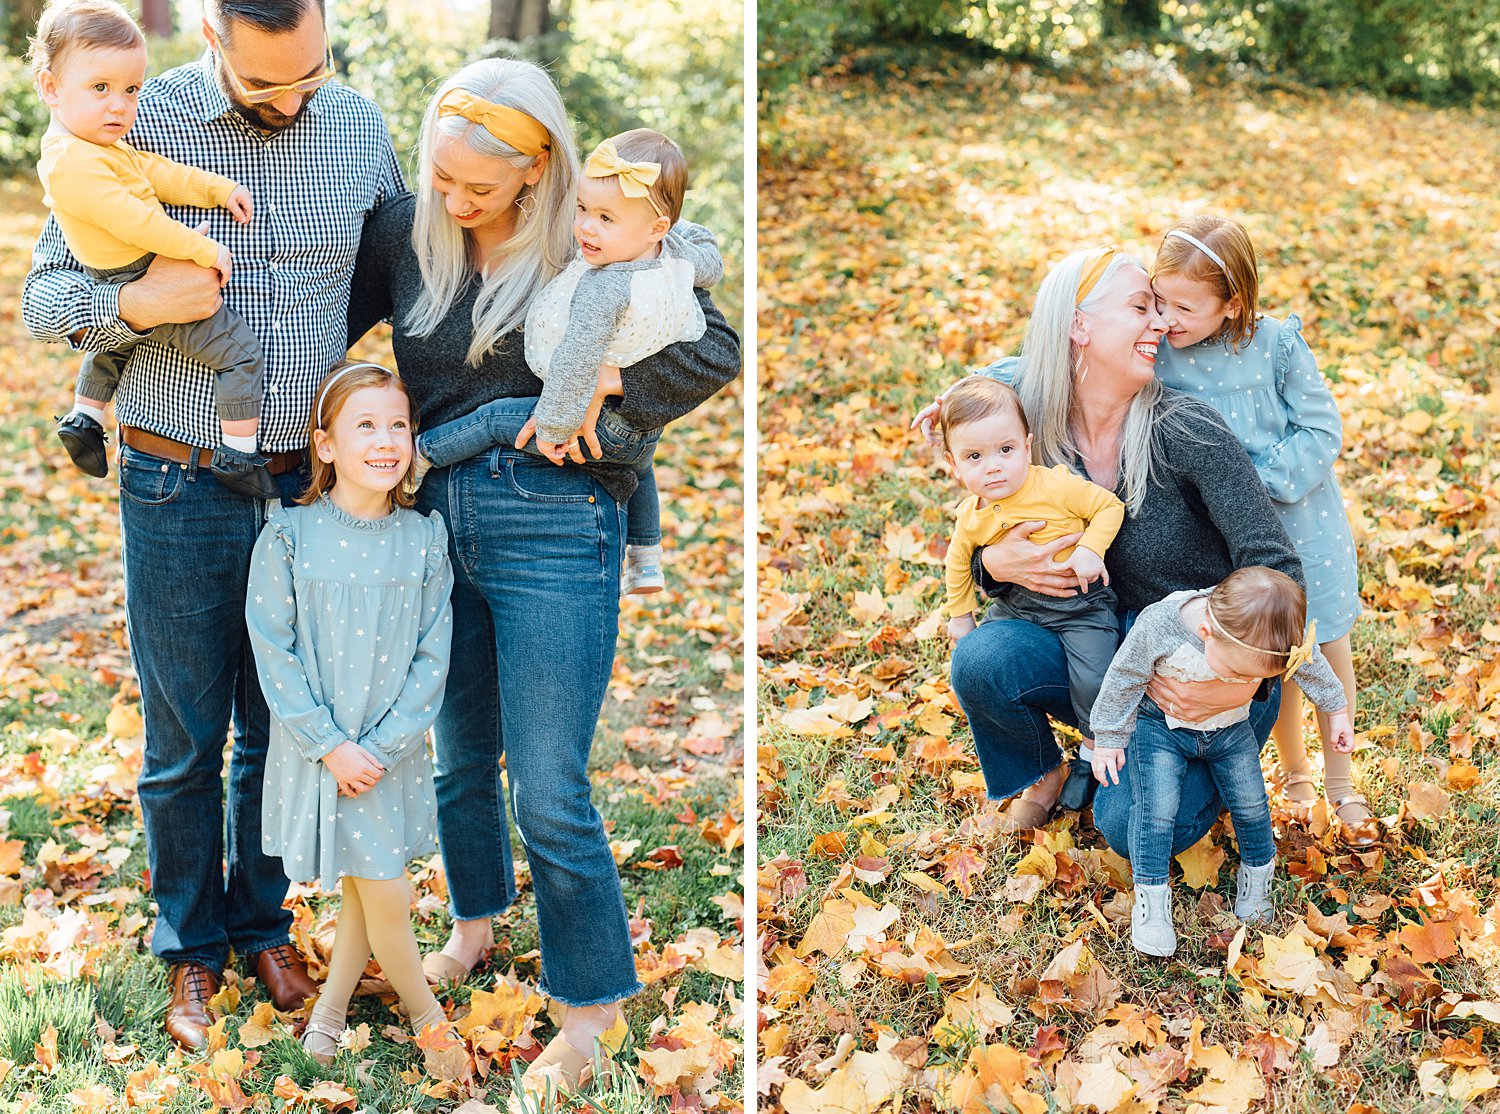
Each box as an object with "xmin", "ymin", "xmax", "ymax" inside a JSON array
[
  {"xmin": 489, "ymin": 0, "xmax": 550, "ymax": 42},
  {"xmin": 139, "ymin": 0, "xmax": 172, "ymax": 37}
]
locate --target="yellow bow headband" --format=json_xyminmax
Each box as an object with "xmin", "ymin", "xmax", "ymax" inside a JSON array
[
  {"xmin": 584, "ymin": 138, "xmax": 664, "ymax": 217},
  {"xmin": 1075, "ymin": 244, "xmax": 1121, "ymax": 305},
  {"xmin": 1205, "ymin": 600, "xmax": 1318, "ymax": 680},
  {"xmin": 437, "ymin": 89, "xmax": 550, "ymax": 158}
]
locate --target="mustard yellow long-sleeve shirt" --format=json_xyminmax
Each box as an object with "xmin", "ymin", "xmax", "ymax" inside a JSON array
[
  {"xmin": 944, "ymin": 463, "xmax": 1126, "ymax": 617},
  {"xmin": 38, "ymin": 132, "xmax": 238, "ymax": 271}
]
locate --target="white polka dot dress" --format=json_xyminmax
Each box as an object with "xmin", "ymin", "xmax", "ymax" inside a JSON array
[
  {"xmin": 1155, "ymin": 314, "xmax": 1361, "ymax": 640},
  {"xmin": 246, "ymin": 498, "xmax": 454, "ymax": 891}
]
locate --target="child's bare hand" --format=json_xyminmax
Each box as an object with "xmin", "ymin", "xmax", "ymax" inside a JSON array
[
  {"xmin": 212, "ymin": 243, "xmax": 232, "ymax": 288},
  {"xmin": 535, "ymin": 437, "xmax": 573, "ymax": 465},
  {"xmin": 1092, "ymin": 746, "xmax": 1126, "ymax": 786},
  {"xmin": 1327, "ymin": 710, "xmax": 1355, "ymax": 753},
  {"xmin": 910, "ymin": 397, "xmax": 943, "ymax": 446},
  {"xmin": 225, "ymin": 185, "xmax": 253, "ymax": 224},
  {"xmin": 947, "ymin": 614, "xmax": 976, "ymax": 641},
  {"xmin": 1063, "ymin": 545, "xmax": 1108, "ymax": 593},
  {"xmin": 322, "ymin": 740, "xmax": 385, "ymax": 798}
]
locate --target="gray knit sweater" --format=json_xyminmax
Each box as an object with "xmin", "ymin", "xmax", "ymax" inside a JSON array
[
  {"xmin": 346, "ymin": 195, "xmax": 741, "ymax": 502},
  {"xmin": 1091, "ymin": 588, "xmax": 1347, "ymax": 750},
  {"xmin": 531, "ymin": 220, "xmax": 723, "ymax": 443}
]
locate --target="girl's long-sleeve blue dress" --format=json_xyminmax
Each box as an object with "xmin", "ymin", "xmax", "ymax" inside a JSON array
[
  {"xmin": 246, "ymin": 497, "xmax": 454, "ymax": 891},
  {"xmin": 1155, "ymin": 313, "xmax": 1361, "ymax": 641}
]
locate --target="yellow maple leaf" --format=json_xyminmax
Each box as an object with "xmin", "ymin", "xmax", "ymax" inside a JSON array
[
  {"xmin": 455, "ymin": 982, "xmax": 544, "ymax": 1042},
  {"xmin": 1175, "ymin": 833, "xmax": 1225, "ymax": 889}
]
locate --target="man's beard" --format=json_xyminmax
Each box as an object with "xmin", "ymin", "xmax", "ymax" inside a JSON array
[{"xmin": 212, "ymin": 57, "xmax": 310, "ymax": 134}]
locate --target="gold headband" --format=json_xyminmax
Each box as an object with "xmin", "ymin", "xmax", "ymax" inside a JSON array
[
  {"xmin": 1075, "ymin": 244, "xmax": 1121, "ymax": 305},
  {"xmin": 437, "ymin": 89, "xmax": 550, "ymax": 158},
  {"xmin": 1205, "ymin": 600, "xmax": 1317, "ymax": 680},
  {"xmin": 584, "ymin": 138, "xmax": 664, "ymax": 217}
]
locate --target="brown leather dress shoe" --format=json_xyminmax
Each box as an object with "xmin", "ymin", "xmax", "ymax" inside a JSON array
[
  {"xmin": 250, "ymin": 943, "xmax": 318, "ymax": 1012},
  {"xmin": 165, "ymin": 962, "xmax": 221, "ymax": 1051}
]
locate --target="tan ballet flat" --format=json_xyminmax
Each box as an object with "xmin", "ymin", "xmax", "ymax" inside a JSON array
[
  {"xmin": 507, "ymin": 1032, "xmax": 615, "ymax": 1114},
  {"xmin": 1332, "ymin": 792, "xmax": 1380, "ymax": 849},
  {"xmin": 300, "ymin": 1017, "xmax": 345, "ymax": 1066}
]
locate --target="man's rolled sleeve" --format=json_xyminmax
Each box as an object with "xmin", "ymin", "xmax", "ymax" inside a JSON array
[{"xmin": 21, "ymin": 219, "xmax": 148, "ymax": 352}]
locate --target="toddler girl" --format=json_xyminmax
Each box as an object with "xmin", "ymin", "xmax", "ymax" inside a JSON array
[
  {"xmin": 413, "ymin": 127, "xmax": 723, "ymax": 595},
  {"xmin": 28, "ymin": 0, "xmax": 275, "ymax": 499},
  {"xmin": 941, "ymin": 376, "xmax": 1125, "ymax": 826},
  {"xmin": 1089, "ymin": 566, "xmax": 1352, "ymax": 956},
  {"xmin": 246, "ymin": 361, "xmax": 454, "ymax": 1062},
  {"xmin": 1151, "ymin": 215, "xmax": 1371, "ymax": 846}
]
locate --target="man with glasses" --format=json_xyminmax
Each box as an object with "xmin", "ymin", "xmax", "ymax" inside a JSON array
[{"xmin": 22, "ymin": 0, "xmax": 402, "ymax": 1051}]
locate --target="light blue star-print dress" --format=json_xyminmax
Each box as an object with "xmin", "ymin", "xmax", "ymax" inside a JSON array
[
  {"xmin": 246, "ymin": 497, "xmax": 454, "ymax": 891},
  {"xmin": 1155, "ymin": 313, "xmax": 1361, "ymax": 641}
]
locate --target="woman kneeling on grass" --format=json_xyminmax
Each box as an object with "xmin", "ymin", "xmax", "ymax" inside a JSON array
[{"xmin": 916, "ymin": 245, "xmax": 1303, "ymax": 860}]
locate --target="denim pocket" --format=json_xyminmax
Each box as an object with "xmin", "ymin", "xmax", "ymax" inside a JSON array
[
  {"xmin": 504, "ymin": 456, "xmax": 596, "ymax": 503},
  {"xmin": 593, "ymin": 411, "xmax": 661, "ymax": 469},
  {"xmin": 119, "ymin": 447, "xmax": 185, "ymax": 506}
]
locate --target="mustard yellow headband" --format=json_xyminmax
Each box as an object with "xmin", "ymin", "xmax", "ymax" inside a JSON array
[
  {"xmin": 437, "ymin": 89, "xmax": 550, "ymax": 158},
  {"xmin": 1075, "ymin": 244, "xmax": 1121, "ymax": 305},
  {"xmin": 1205, "ymin": 600, "xmax": 1317, "ymax": 680},
  {"xmin": 584, "ymin": 138, "xmax": 664, "ymax": 217}
]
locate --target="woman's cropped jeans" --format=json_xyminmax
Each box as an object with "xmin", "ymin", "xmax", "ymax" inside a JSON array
[{"xmin": 418, "ymin": 445, "xmax": 641, "ymax": 1007}]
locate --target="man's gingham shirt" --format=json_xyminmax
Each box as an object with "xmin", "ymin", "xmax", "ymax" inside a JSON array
[{"xmin": 22, "ymin": 57, "xmax": 403, "ymax": 452}]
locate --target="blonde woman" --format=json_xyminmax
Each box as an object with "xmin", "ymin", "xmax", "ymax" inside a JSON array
[
  {"xmin": 346, "ymin": 58, "xmax": 740, "ymax": 1105},
  {"xmin": 916, "ymin": 247, "xmax": 1301, "ymax": 853}
]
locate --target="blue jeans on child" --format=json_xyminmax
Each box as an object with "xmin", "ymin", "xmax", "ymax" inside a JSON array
[
  {"xmin": 119, "ymin": 446, "xmax": 309, "ymax": 971},
  {"xmin": 1126, "ymin": 702, "xmax": 1277, "ymax": 886},
  {"xmin": 949, "ymin": 607, "xmax": 1281, "ymax": 861},
  {"xmin": 417, "ymin": 397, "xmax": 662, "ymax": 547}
]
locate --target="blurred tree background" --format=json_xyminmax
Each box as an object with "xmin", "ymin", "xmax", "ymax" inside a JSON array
[
  {"xmin": 759, "ymin": 0, "xmax": 1500, "ymax": 114},
  {"xmin": 0, "ymin": 0, "xmax": 743, "ymax": 323}
]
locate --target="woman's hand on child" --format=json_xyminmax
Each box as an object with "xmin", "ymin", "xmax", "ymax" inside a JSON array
[
  {"xmin": 225, "ymin": 186, "xmax": 253, "ymax": 225},
  {"xmin": 212, "ymin": 244, "xmax": 232, "ymax": 289},
  {"xmin": 980, "ymin": 522, "xmax": 1087, "ymax": 599},
  {"xmin": 1145, "ymin": 674, "xmax": 1249, "ymax": 722},
  {"xmin": 1092, "ymin": 746, "xmax": 1126, "ymax": 786},
  {"xmin": 947, "ymin": 614, "xmax": 976, "ymax": 641},
  {"xmin": 322, "ymin": 740, "xmax": 386, "ymax": 798},
  {"xmin": 1327, "ymin": 710, "xmax": 1355, "ymax": 753},
  {"xmin": 1063, "ymin": 546, "xmax": 1109, "ymax": 593}
]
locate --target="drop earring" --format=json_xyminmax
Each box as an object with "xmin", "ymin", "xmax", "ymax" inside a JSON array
[{"xmin": 515, "ymin": 190, "xmax": 537, "ymax": 218}]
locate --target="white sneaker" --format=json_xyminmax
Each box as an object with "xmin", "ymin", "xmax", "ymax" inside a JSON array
[
  {"xmin": 1234, "ymin": 859, "xmax": 1276, "ymax": 922},
  {"xmin": 1131, "ymin": 883, "xmax": 1177, "ymax": 956},
  {"xmin": 622, "ymin": 544, "xmax": 664, "ymax": 595}
]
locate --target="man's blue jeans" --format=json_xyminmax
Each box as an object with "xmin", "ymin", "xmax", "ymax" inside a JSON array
[
  {"xmin": 1126, "ymin": 707, "xmax": 1277, "ymax": 886},
  {"xmin": 417, "ymin": 397, "xmax": 663, "ymax": 547},
  {"xmin": 417, "ymin": 447, "xmax": 641, "ymax": 1007},
  {"xmin": 119, "ymin": 445, "xmax": 306, "ymax": 971},
  {"xmin": 949, "ymin": 613, "xmax": 1280, "ymax": 861}
]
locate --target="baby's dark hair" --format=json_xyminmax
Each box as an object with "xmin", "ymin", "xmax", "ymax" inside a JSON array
[
  {"xmin": 597, "ymin": 128, "xmax": 687, "ymax": 224},
  {"xmin": 939, "ymin": 376, "xmax": 1029, "ymax": 453},
  {"xmin": 1206, "ymin": 566, "xmax": 1307, "ymax": 675},
  {"xmin": 27, "ymin": 0, "xmax": 144, "ymax": 84},
  {"xmin": 299, "ymin": 360, "xmax": 418, "ymax": 511}
]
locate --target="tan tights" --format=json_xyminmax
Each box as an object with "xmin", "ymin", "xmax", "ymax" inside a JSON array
[
  {"xmin": 1271, "ymin": 634, "xmax": 1365, "ymax": 820},
  {"xmin": 309, "ymin": 875, "xmax": 446, "ymax": 1036}
]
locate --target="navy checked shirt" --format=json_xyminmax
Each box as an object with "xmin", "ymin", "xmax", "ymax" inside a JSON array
[{"xmin": 22, "ymin": 55, "xmax": 404, "ymax": 452}]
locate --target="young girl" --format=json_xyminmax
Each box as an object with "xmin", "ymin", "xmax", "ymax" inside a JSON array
[
  {"xmin": 28, "ymin": 0, "xmax": 275, "ymax": 499},
  {"xmin": 1150, "ymin": 215, "xmax": 1372, "ymax": 847},
  {"xmin": 1089, "ymin": 567, "xmax": 1353, "ymax": 956},
  {"xmin": 246, "ymin": 361, "xmax": 455, "ymax": 1063},
  {"xmin": 412, "ymin": 126, "xmax": 723, "ymax": 595}
]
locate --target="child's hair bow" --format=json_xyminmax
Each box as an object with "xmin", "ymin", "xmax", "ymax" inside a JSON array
[{"xmin": 584, "ymin": 138, "xmax": 664, "ymax": 216}]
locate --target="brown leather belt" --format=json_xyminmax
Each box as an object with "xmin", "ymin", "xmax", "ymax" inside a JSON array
[{"xmin": 120, "ymin": 426, "xmax": 306, "ymax": 475}]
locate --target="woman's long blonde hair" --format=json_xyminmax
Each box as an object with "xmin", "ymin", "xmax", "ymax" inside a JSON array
[
  {"xmin": 1015, "ymin": 248, "xmax": 1200, "ymax": 514},
  {"xmin": 405, "ymin": 58, "xmax": 579, "ymax": 366}
]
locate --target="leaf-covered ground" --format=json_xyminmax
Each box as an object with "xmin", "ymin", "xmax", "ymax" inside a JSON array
[
  {"xmin": 757, "ymin": 52, "xmax": 1500, "ymax": 1114},
  {"xmin": 0, "ymin": 178, "xmax": 745, "ymax": 1112}
]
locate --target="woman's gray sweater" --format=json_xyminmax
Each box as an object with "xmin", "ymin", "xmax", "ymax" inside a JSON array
[{"xmin": 347, "ymin": 194, "xmax": 741, "ymax": 503}]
